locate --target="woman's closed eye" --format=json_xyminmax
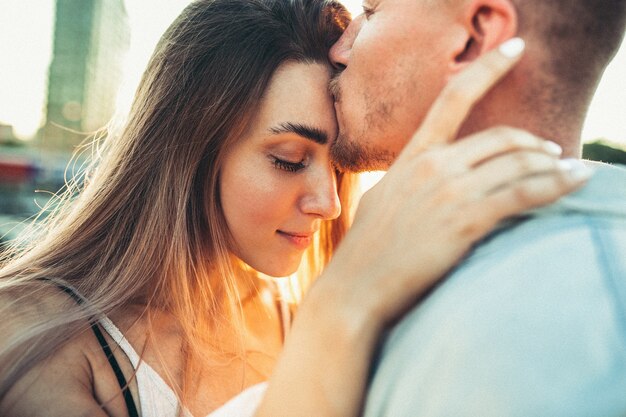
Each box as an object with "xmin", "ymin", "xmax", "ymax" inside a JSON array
[{"xmin": 271, "ymin": 156, "xmax": 307, "ymax": 173}]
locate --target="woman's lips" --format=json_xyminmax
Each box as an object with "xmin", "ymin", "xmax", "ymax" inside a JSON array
[{"xmin": 277, "ymin": 230, "xmax": 314, "ymax": 250}]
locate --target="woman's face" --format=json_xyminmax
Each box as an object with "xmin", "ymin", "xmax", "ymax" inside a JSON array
[{"xmin": 220, "ymin": 62, "xmax": 341, "ymax": 277}]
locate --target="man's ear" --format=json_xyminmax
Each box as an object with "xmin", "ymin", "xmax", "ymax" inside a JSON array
[{"xmin": 451, "ymin": 0, "xmax": 518, "ymax": 71}]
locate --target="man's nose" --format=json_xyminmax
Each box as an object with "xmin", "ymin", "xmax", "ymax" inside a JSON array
[{"xmin": 329, "ymin": 15, "xmax": 363, "ymax": 70}]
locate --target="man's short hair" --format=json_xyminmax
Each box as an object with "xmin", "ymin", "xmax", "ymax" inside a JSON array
[{"xmin": 515, "ymin": 0, "xmax": 626, "ymax": 85}]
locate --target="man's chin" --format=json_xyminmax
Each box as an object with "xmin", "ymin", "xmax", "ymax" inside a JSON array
[{"xmin": 330, "ymin": 133, "xmax": 395, "ymax": 173}]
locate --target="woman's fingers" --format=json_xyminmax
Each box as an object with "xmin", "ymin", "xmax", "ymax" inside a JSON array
[
  {"xmin": 484, "ymin": 159, "xmax": 590, "ymax": 212},
  {"xmin": 384, "ymin": 128, "xmax": 565, "ymax": 195},
  {"xmin": 463, "ymin": 150, "xmax": 569, "ymax": 194},
  {"xmin": 455, "ymin": 159, "xmax": 591, "ymax": 240},
  {"xmin": 446, "ymin": 127, "xmax": 563, "ymax": 168},
  {"xmin": 400, "ymin": 38, "xmax": 526, "ymax": 159}
]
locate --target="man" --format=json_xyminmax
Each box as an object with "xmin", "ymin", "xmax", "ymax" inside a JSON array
[{"xmin": 329, "ymin": 0, "xmax": 626, "ymax": 415}]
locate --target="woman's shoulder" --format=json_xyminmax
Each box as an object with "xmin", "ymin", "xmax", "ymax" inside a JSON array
[
  {"xmin": 0, "ymin": 281, "xmax": 70, "ymax": 346},
  {"xmin": 0, "ymin": 283, "xmax": 139, "ymax": 417},
  {"xmin": 1, "ymin": 329, "xmax": 108, "ymax": 416},
  {"xmin": 0, "ymin": 318, "xmax": 139, "ymax": 417}
]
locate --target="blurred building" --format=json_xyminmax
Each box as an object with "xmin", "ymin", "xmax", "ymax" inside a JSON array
[
  {"xmin": 0, "ymin": 123, "xmax": 18, "ymax": 144},
  {"xmin": 42, "ymin": 0, "xmax": 130, "ymax": 151}
]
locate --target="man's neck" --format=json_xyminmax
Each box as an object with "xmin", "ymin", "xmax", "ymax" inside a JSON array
[{"xmin": 457, "ymin": 99, "xmax": 586, "ymax": 159}]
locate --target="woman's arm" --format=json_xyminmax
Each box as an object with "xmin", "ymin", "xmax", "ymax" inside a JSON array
[
  {"xmin": 1, "ymin": 337, "xmax": 114, "ymax": 417},
  {"xmin": 0, "ymin": 290, "xmax": 135, "ymax": 417},
  {"xmin": 257, "ymin": 39, "xmax": 590, "ymax": 416}
]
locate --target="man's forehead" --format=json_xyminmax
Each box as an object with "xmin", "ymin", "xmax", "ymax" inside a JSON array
[{"xmin": 393, "ymin": 0, "xmax": 458, "ymax": 14}]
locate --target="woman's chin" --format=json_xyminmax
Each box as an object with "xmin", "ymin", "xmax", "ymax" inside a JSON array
[
  {"xmin": 233, "ymin": 249, "xmax": 303, "ymax": 278},
  {"xmin": 261, "ymin": 265, "xmax": 299, "ymax": 278},
  {"xmin": 252, "ymin": 259, "xmax": 301, "ymax": 278}
]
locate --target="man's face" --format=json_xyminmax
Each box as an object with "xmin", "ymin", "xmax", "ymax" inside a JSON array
[{"xmin": 329, "ymin": 0, "xmax": 459, "ymax": 171}]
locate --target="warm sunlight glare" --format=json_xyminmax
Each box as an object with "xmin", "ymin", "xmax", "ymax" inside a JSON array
[{"xmin": 0, "ymin": 0, "xmax": 625, "ymax": 149}]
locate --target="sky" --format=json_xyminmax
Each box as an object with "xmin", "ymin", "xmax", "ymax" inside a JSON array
[{"xmin": 1, "ymin": 0, "xmax": 625, "ymax": 146}]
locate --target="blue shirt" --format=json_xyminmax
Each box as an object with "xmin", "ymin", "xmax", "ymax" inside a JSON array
[{"xmin": 364, "ymin": 162, "xmax": 626, "ymax": 417}]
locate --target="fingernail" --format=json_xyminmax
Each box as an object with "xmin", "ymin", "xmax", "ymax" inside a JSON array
[
  {"xmin": 499, "ymin": 37, "xmax": 525, "ymax": 58},
  {"xmin": 558, "ymin": 158, "xmax": 594, "ymax": 181},
  {"xmin": 544, "ymin": 141, "xmax": 563, "ymax": 156}
]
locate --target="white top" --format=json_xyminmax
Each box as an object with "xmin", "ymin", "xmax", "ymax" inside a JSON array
[{"xmin": 98, "ymin": 316, "xmax": 269, "ymax": 417}]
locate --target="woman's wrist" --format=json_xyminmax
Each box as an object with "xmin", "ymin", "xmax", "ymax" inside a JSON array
[
  {"xmin": 260, "ymin": 268, "xmax": 383, "ymax": 417},
  {"xmin": 300, "ymin": 263, "xmax": 386, "ymax": 348},
  {"xmin": 260, "ymin": 270, "xmax": 384, "ymax": 417}
]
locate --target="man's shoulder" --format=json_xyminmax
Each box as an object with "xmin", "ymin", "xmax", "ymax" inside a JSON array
[
  {"xmin": 364, "ymin": 166, "xmax": 626, "ymax": 416},
  {"xmin": 387, "ymin": 208, "xmax": 626, "ymax": 349},
  {"xmin": 405, "ymin": 170, "xmax": 626, "ymax": 346},
  {"xmin": 390, "ymin": 161, "xmax": 626, "ymax": 341},
  {"xmin": 465, "ymin": 161, "xmax": 626, "ymax": 278},
  {"xmin": 466, "ymin": 203, "xmax": 626, "ymax": 278}
]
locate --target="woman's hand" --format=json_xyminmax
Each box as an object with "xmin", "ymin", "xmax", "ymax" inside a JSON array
[{"xmin": 258, "ymin": 38, "xmax": 590, "ymax": 417}]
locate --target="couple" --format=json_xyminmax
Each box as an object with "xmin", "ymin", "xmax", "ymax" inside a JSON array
[{"xmin": 1, "ymin": 0, "xmax": 625, "ymax": 416}]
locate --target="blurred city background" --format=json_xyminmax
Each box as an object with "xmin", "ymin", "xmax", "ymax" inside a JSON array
[{"xmin": 1, "ymin": 0, "xmax": 626, "ymax": 249}]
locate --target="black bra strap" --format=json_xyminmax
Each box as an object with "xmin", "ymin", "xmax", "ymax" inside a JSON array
[{"xmin": 52, "ymin": 282, "xmax": 140, "ymax": 417}]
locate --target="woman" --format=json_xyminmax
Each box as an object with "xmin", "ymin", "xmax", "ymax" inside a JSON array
[{"xmin": 0, "ymin": 0, "xmax": 587, "ymax": 416}]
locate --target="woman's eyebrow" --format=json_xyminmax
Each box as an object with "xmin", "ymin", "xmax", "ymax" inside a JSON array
[{"xmin": 269, "ymin": 122, "xmax": 328, "ymax": 145}]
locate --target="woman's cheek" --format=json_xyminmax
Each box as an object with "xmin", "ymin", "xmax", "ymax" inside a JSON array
[{"xmin": 231, "ymin": 169, "xmax": 292, "ymax": 226}]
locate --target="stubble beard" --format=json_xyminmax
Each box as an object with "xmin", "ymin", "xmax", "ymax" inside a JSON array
[
  {"xmin": 329, "ymin": 75, "xmax": 395, "ymax": 173},
  {"xmin": 330, "ymin": 131, "xmax": 394, "ymax": 172}
]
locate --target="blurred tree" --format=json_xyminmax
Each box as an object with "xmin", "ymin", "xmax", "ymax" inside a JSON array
[{"xmin": 583, "ymin": 140, "xmax": 626, "ymax": 165}]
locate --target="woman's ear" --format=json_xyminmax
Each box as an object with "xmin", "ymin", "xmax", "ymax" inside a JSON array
[{"xmin": 451, "ymin": 0, "xmax": 518, "ymax": 71}]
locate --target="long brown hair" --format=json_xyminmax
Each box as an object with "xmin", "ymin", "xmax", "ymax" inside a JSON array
[{"xmin": 0, "ymin": 0, "xmax": 353, "ymax": 405}]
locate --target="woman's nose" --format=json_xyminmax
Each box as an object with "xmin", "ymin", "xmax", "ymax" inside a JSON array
[{"xmin": 300, "ymin": 167, "xmax": 341, "ymax": 220}]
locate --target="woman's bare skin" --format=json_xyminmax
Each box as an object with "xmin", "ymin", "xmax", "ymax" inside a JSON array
[{"xmin": 3, "ymin": 282, "xmax": 285, "ymax": 417}]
